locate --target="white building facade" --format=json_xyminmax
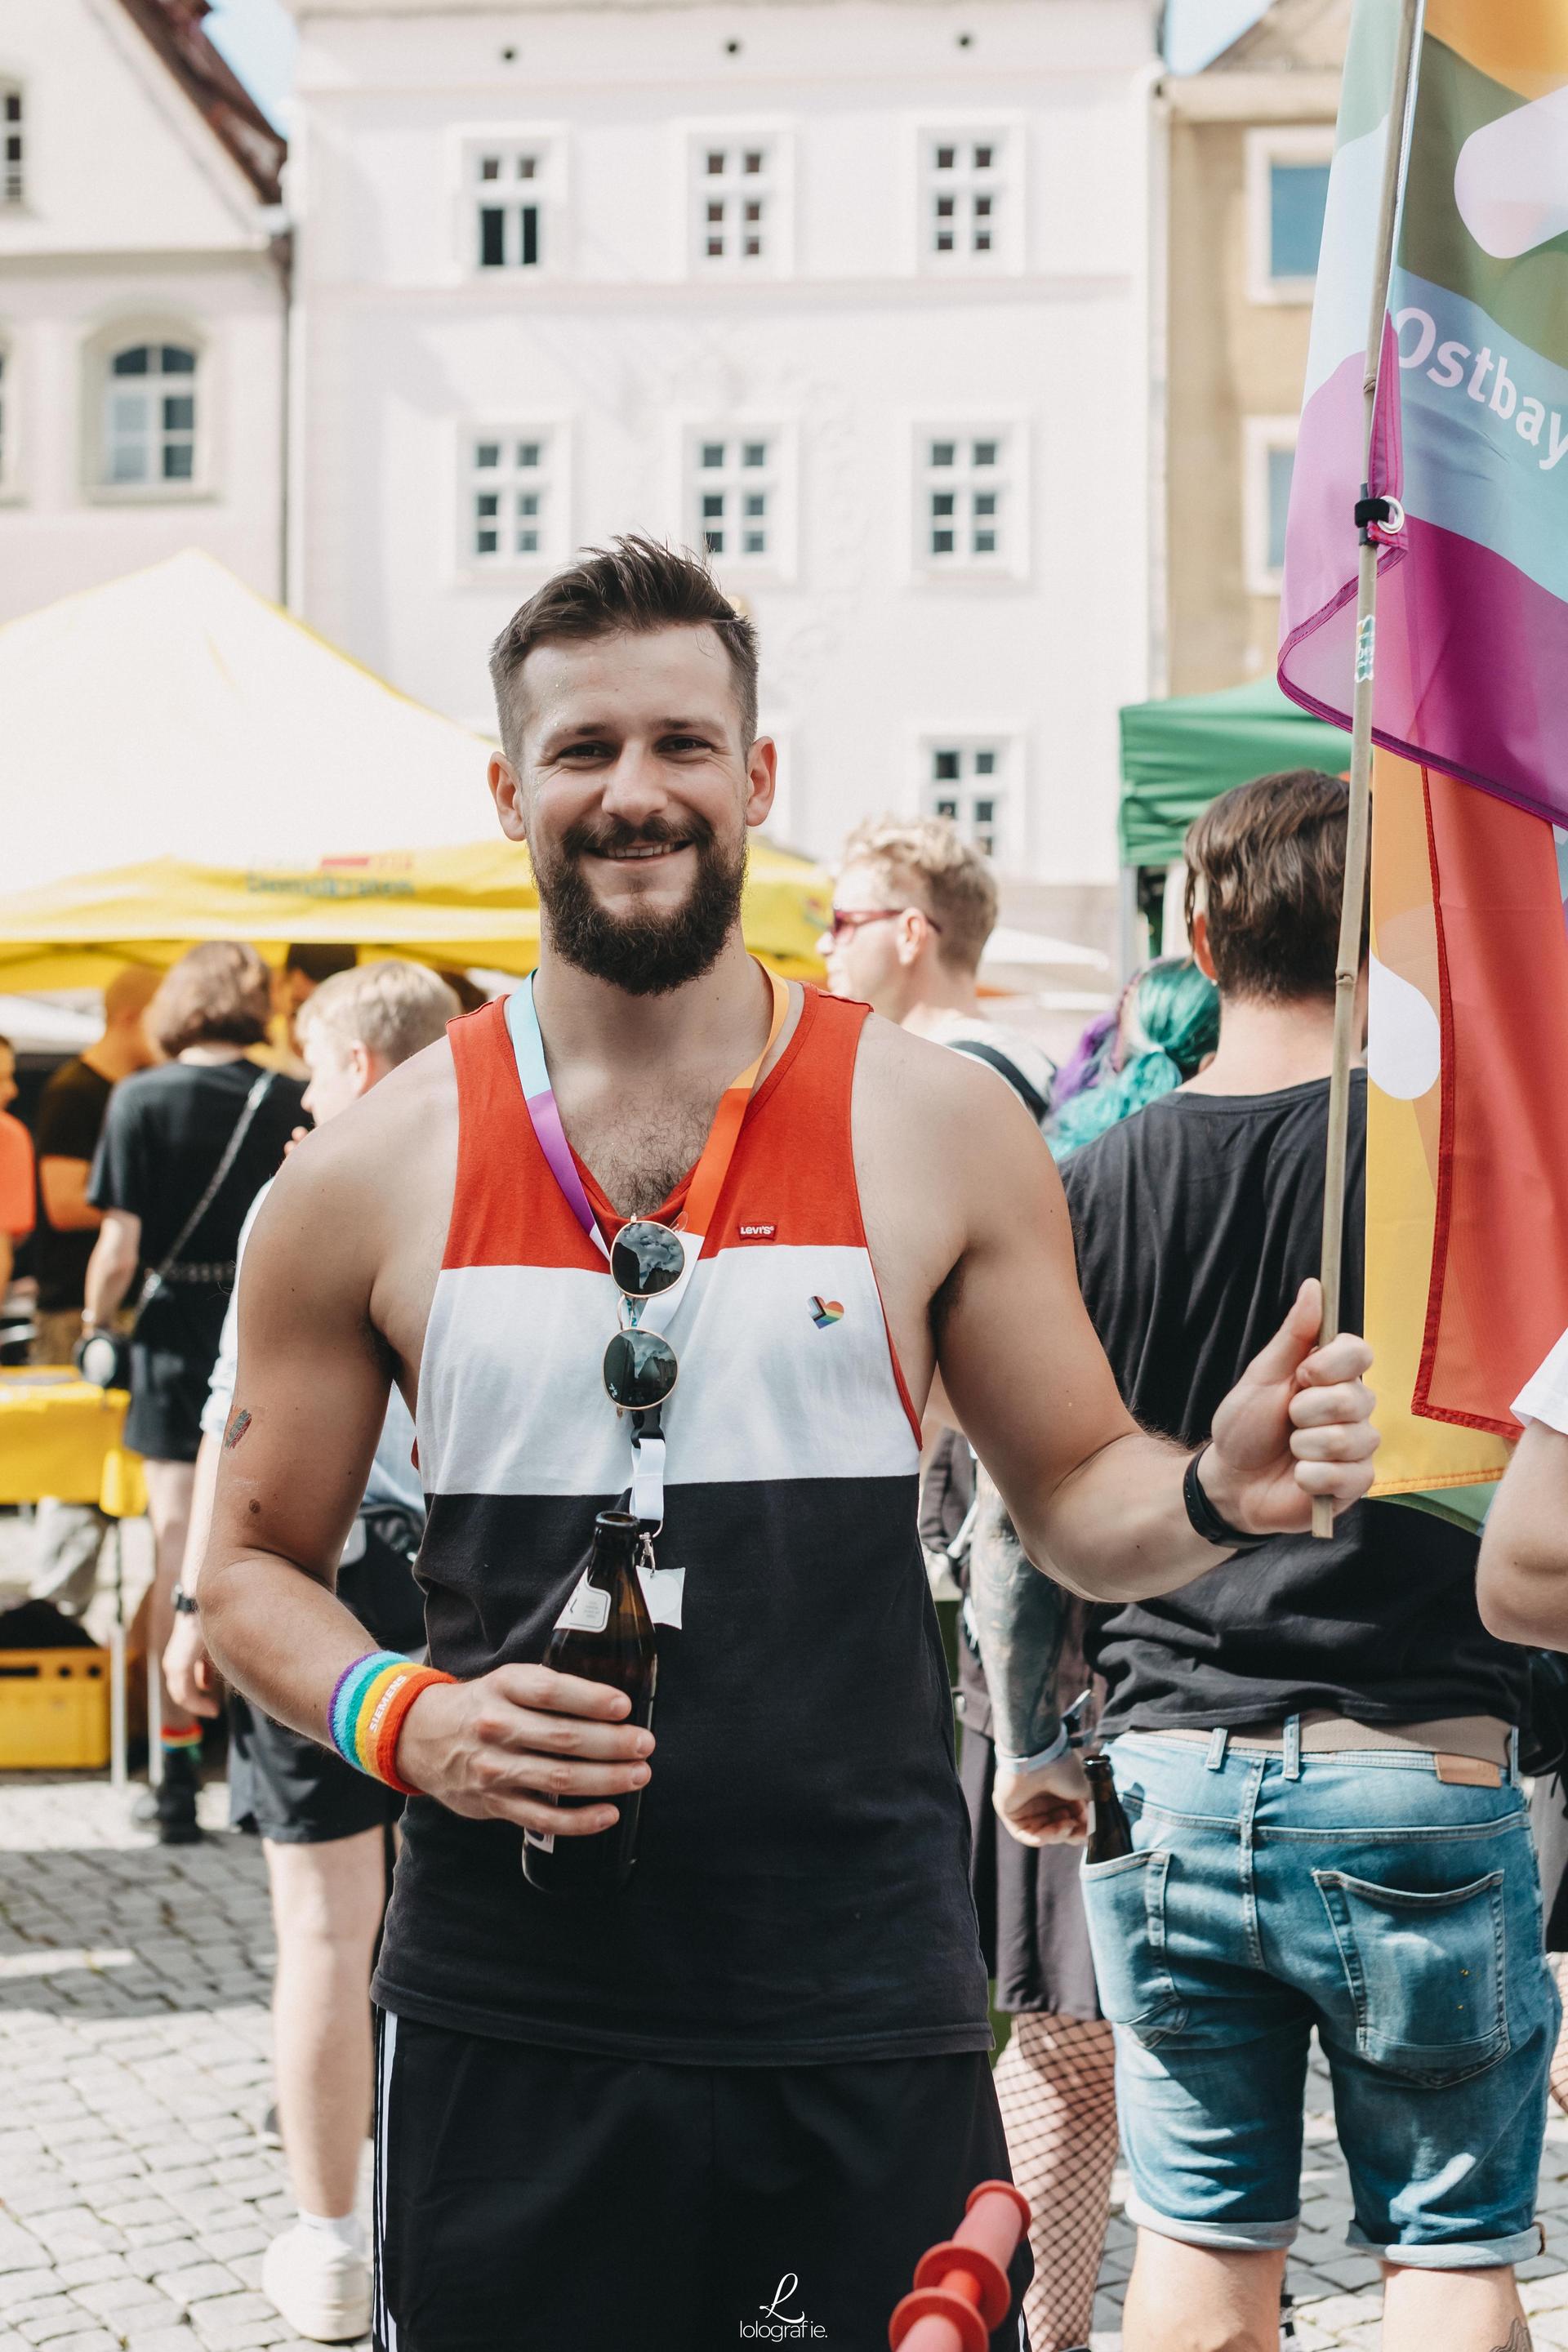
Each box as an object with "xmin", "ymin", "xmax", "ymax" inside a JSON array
[
  {"xmin": 283, "ymin": 0, "xmax": 1156, "ymax": 925},
  {"xmin": 0, "ymin": 0, "xmax": 288, "ymax": 626}
]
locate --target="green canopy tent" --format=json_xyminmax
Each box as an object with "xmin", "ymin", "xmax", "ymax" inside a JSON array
[{"xmin": 1119, "ymin": 674, "xmax": 1348, "ymax": 867}]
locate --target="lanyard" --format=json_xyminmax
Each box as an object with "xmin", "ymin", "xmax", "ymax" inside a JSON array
[{"xmin": 506, "ymin": 961, "xmax": 791, "ymax": 1522}]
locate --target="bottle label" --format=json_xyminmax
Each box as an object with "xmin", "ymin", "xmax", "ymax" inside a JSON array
[{"xmin": 557, "ymin": 1578, "xmax": 611, "ymax": 1635}]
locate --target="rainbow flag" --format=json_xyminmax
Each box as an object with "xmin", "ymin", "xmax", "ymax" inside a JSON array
[
  {"xmin": 1281, "ymin": 0, "xmax": 1568, "ymax": 826},
  {"xmin": 1366, "ymin": 753, "xmax": 1568, "ymax": 1491}
]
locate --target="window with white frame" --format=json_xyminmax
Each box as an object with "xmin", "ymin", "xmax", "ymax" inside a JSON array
[
  {"xmin": 924, "ymin": 132, "xmax": 1006, "ymax": 264},
  {"xmin": 1247, "ymin": 128, "xmax": 1333, "ymax": 301},
  {"xmin": 1243, "ymin": 416, "xmax": 1298, "ymax": 594},
  {"xmin": 102, "ymin": 341, "xmax": 198, "ymax": 486},
  {"xmin": 691, "ymin": 432, "xmax": 776, "ymax": 561},
  {"xmin": 694, "ymin": 140, "xmax": 772, "ymax": 269},
  {"xmin": 466, "ymin": 431, "xmax": 559, "ymax": 567},
  {"xmin": 920, "ymin": 431, "xmax": 1009, "ymax": 568},
  {"xmin": 927, "ymin": 742, "xmax": 1008, "ymax": 862},
  {"xmin": 2, "ymin": 87, "xmax": 22, "ymax": 207},
  {"xmin": 472, "ymin": 142, "xmax": 550, "ymax": 272}
]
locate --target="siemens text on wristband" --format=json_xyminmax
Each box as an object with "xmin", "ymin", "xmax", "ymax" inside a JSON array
[
  {"xmin": 1183, "ymin": 1449, "xmax": 1269, "ymax": 1552},
  {"xmin": 328, "ymin": 1651, "xmax": 457, "ymax": 1795}
]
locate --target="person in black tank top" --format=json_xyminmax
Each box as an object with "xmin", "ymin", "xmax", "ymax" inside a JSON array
[
  {"xmin": 196, "ymin": 552, "xmax": 1378, "ymax": 2352},
  {"xmin": 971, "ymin": 773, "xmax": 1550, "ymax": 2352}
]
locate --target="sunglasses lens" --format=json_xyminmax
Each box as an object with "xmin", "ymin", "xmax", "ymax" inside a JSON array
[
  {"xmin": 604, "ymin": 1327, "xmax": 679, "ymax": 1411},
  {"xmin": 611, "ymin": 1220, "xmax": 686, "ymax": 1299}
]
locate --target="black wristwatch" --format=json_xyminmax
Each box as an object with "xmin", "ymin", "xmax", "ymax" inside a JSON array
[
  {"xmin": 1183, "ymin": 1449, "xmax": 1269, "ymax": 1552},
  {"xmin": 170, "ymin": 1584, "xmax": 200, "ymax": 1617}
]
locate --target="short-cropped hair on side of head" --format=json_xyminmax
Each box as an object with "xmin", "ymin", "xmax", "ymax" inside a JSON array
[
  {"xmin": 147, "ymin": 942, "xmax": 273, "ymax": 1057},
  {"xmin": 488, "ymin": 535, "xmax": 760, "ymax": 763},
  {"xmin": 837, "ymin": 814, "xmax": 999, "ymax": 974},
  {"xmin": 296, "ymin": 960, "xmax": 462, "ymax": 1070},
  {"xmin": 1183, "ymin": 769, "xmax": 1360, "ymax": 1004}
]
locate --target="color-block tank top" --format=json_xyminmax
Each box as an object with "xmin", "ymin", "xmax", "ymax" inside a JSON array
[{"xmin": 372, "ymin": 983, "xmax": 991, "ymax": 2065}]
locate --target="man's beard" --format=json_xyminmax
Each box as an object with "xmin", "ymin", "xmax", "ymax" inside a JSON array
[{"xmin": 532, "ymin": 813, "xmax": 747, "ymax": 996}]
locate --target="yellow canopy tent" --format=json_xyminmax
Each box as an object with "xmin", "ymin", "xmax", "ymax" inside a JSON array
[
  {"xmin": 0, "ymin": 839, "xmax": 831, "ymax": 990},
  {"xmin": 0, "ymin": 548, "xmax": 831, "ymax": 983}
]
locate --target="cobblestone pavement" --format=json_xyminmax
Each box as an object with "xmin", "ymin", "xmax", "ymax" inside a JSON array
[{"xmin": 4, "ymin": 1775, "xmax": 1568, "ymax": 2352}]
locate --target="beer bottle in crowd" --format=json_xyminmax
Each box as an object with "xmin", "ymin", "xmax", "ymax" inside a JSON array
[
  {"xmin": 1084, "ymin": 1751, "xmax": 1134, "ymax": 1864},
  {"xmin": 523, "ymin": 1510, "xmax": 658, "ymax": 1898}
]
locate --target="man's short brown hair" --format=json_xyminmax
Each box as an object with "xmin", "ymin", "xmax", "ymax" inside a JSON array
[
  {"xmin": 1183, "ymin": 768, "xmax": 1358, "ymax": 1004},
  {"xmin": 488, "ymin": 535, "xmax": 760, "ymax": 764},
  {"xmin": 837, "ymin": 815, "xmax": 999, "ymax": 974},
  {"xmin": 146, "ymin": 942, "xmax": 272, "ymax": 1058}
]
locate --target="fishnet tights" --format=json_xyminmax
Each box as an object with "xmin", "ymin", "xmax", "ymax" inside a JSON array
[
  {"xmin": 1549, "ymin": 1954, "xmax": 1568, "ymax": 2115},
  {"xmin": 992, "ymin": 2011, "xmax": 1119, "ymax": 2352}
]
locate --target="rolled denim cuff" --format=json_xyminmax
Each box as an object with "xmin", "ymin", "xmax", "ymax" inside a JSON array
[
  {"xmin": 995, "ymin": 1725, "xmax": 1071, "ymax": 1775},
  {"xmin": 1124, "ymin": 2191, "xmax": 1298, "ymax": 2253},
  {"xmin": 1347, "ymin": 2219, "xmax": 1544, "ymax": 2270}
]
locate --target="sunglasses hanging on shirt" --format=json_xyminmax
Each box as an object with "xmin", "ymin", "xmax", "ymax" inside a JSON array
[{"xmin": 506, "ymin": 960, "xmax": 790, "ymax": 1524}]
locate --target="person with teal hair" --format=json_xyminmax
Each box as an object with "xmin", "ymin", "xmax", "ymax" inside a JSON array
[{"xmin": 1048, "ymin": 956, "xmax": 1218, "ymax": 1160}]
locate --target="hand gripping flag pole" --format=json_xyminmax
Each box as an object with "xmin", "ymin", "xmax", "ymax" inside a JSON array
[{"xmin": 1312, "ymin": 0, "xmax": 1423, "ymax": 1539}]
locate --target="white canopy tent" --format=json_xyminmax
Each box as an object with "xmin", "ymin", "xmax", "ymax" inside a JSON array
[{"xmin": 2, "ymin": 550, "xmax": 498, "ymax": 895}]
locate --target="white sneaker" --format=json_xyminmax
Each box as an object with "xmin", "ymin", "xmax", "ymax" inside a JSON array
[{"xmin": 261, "ymin": 2221, "xmax": 372, "ymax": 2344}]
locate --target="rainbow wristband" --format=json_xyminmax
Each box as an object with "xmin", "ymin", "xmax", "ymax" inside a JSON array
[{"xmin": 329, "ymin": 1652, "xmax": 455, "ymax": 1797}]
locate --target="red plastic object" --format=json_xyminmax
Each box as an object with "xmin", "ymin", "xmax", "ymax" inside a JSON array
[{"xmin": 888, "ymin": 2180, "xmax": 1031, "ymax": 2352}]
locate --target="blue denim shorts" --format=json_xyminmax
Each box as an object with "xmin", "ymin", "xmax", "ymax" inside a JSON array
[{"xmin": 1079, "ymin": 1728, "xmax": 1557, "ymax": 2268}]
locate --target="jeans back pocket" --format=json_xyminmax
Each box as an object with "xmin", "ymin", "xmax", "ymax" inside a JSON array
[
  {"xmin": 1312, "ymin": 1866, "xmax": 1509, "ymax": 2086},
  {"xmin": 1080, "ymin": 1846, "xmax": 1187, "ymax": 2047}
]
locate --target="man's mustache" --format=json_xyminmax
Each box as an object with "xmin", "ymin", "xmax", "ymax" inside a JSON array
[{"xmin": 559, "ymin": 815, "xmax": 715, "ymax": 859}]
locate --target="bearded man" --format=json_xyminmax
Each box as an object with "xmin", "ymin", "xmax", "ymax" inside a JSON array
[{"xmin": 197, "ymin": 538, "xmax": 1378, "ymax": 2352}]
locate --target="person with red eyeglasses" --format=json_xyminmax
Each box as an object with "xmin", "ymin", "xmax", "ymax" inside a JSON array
[{"xmin": 821, "ymin": 817, "xmax": 1054, "ymax": 1125}]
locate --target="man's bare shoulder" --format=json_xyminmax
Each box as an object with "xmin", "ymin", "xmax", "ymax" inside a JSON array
[
  {"xmin": 247, "ymin": 1038, "xmax": 457, "ymax": 1259},
  {"xmin": 854, "ymin": 1009, "xmax": 1045, "ymax": 1160}
]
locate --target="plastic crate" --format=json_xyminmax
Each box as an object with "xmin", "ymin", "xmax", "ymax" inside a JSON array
[{"xmin": 0, "ymin": 1648, "xmax": 111, "ymax": 1770}]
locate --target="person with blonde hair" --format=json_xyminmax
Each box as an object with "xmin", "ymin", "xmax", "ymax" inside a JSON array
[
  {"xmin": 165, "ymin": 958, "xmax": 461, "ymax": 2345},
  {"xmin": 822, "ymin": 813, "xmax": 1054, "ymax": 1122},
  {"xmin": 84, "ymin": 942, "xmax": 305, "ymax": 1839}
]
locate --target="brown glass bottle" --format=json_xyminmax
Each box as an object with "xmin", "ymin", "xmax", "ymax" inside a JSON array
[
  {"xmin": 523, "ymin": 1511, "xmax": 658, "ymax": 1898},
  {"xmin": 1084, "ymin": 1752, "xmax": 1134, "ymax": 1863}
]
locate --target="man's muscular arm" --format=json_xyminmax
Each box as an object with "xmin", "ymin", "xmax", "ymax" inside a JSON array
[
  {"xmin": 198, "ymin": 1098, "xmax": 653, "ymax": 1838},
  {"xmin": 929, "ymin": 1067, "xmax": 1377, "ymax": 1602}
]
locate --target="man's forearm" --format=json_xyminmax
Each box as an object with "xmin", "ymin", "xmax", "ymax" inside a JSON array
[
  {"xmin": 179, "ymin": 1435, "xmax": 224, "ymax": 1597},
  {"xmin": 968, "ymin": 1481, "xmax": 1067, "ymax": 1762},
  {"xmin": 82, "ymin": 1245, "xmax": 136, "ymax": 1327},
  {"xmin": 201, "ymin": 1548, "xmax": 380, "ymax": 1749},
  {"xmin": 1015, "ymin": 1429, "xmax": 1236, "ymax": 1605}
]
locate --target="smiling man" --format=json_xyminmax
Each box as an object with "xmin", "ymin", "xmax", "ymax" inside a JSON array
[{"xmin": 196, "ymin": 538, "xmax": 1379, "ymax": 2352}]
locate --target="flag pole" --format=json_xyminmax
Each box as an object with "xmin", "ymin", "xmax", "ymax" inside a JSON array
[{"xmin": 1312, "ymin": 0, "xmax": 1422, "ymax": 1539}]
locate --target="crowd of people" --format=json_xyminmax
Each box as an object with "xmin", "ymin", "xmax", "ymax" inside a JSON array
[{"xmin": 5, "ymin": 534, "xmax": 1568, "ymax": 2352}]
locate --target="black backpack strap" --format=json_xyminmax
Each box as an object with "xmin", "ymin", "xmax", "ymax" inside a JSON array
[{"xmin": 948, "ymin": 1037, "xmax": 1052, "ymax": 1126}]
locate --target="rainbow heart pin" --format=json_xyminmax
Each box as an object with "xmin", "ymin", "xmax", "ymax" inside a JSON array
[{"xmin": 809, "ymin": 1296, "xmax": 844, "ymax": 1328}]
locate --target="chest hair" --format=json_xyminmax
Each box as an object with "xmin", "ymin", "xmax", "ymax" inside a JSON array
[{"xmin": 569, "ymin": 1085, "xmax": 722, "ymax": 1220}]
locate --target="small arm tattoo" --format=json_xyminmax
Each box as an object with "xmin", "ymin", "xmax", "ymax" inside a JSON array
[
  {"xmin": 1490, "ymin": 2323, "xmax": 1531, "ymax": 2352},
  {"xmin": 223, "ymin": 1407, "xmax": 252, "ymax": 1452}
]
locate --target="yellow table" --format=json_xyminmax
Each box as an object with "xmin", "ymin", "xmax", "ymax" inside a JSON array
[{"xmin": 0, "ymin": 1368, "xmax": 147, "ymax": 1780}]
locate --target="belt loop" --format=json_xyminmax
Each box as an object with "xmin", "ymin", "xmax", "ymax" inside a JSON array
[
  {"xmin": 1205, "ymin": 1727, "xmax": 1228, "ymax": 1772},
  {"xmin": 1510, "ymin": 1725, "xmax": 1521, "ymax": 1788},
  {"xmin": 1283, "ymin": 1714, "xmax": 1303, "ymax": 1781}
]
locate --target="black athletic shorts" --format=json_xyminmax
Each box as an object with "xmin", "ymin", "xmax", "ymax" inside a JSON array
[
  {"xmin": 229, "ymin": 1515, "xmax": 426, "ymax": 1846},
  {"xmin": 372, "ymin": 2013, "xmax": 1031, "ymax": 2352}
]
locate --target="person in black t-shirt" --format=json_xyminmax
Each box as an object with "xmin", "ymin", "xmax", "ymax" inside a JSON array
[
  {"xmin": 972, "ymin": 772, "xmax": 1552, "ymax": 2352},
  {"xmin": 84, "ymin": 943, "xmax": 305, "ymax": 1842},
  {"xmin": 26, "ymin": 966, "xmax": 161, "ymax": 1618},
  {"xmin": 31, "ymin": 967, "xmax": 162, "ymax": 1361}
]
